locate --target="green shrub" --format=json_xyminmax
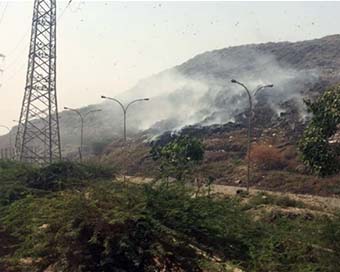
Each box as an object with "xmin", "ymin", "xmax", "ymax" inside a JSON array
[
  {"xmin": 151, "ymin": 136, "xmax": 204, "ymax": 180},
  {"xmin": 144, "ymin": 182, "xmax": 258, "ymax": 262},
  {"xmin": 1, "ymin": 180, "xmax": 338, "ymax": 271},
  {"xmin": 299, "ymin": 85, "xmax": 340, "ymax": 176},
  {"xmin": 0, "ymin": 183, "xmax": 203, "ymax": 271},
  {"xmin": 320, "ymin": 215, "xmax": 340, "ymax": 269},
  {"xmin": 246, "ymin": 193, "xmax": 305, "ymax": 209},
  {"xmin": 23, "ymin": 161, "xmax": 115, "ymax": 191},
  {"xmin": 0, "ymin": 160, "xmax": 35, "ymax": 182}
]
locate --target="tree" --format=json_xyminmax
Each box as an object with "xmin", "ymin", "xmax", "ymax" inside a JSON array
[
  {"xmin": 151, "ymin": 135, "xmax": 204, "ymax": 181},
  {"xmin": 299, "ymin": 85, "xmax": 340, "ymax": 176}
]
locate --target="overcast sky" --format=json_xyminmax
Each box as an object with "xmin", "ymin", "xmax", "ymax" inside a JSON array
[{"xmin": 0, "ymin": 1, "xmax": 340, "ymax": 132}]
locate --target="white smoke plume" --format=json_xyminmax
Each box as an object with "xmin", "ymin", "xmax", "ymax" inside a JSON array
[
  {"xmin": 59, "ymin": 48, "xmax": 320, "ymax": 149},
  {"xmin": 106, "ymin": 48, "xmax": 320, "ymax": 133}
]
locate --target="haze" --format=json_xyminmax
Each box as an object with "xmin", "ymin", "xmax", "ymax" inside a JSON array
[{"xmin": 1, "ymin": 0, "xmax": 340, "ymax": 134}]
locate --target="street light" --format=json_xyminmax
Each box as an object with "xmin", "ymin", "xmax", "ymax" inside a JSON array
[
  {"xmin": 231, "ymin": 79, "xmax": 273, "ymax": 192},
  {"xmin": 101, "ymin": 96, "xmax": 150, "ymax": 141},
  {"xmin": 64, "ymin": 107, "xmax": 102, "ymax": 161}
]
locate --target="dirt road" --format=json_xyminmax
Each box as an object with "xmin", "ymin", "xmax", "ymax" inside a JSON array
[{"xmin": 117, "ymin": 175, "xmax": 340, "ymax": 212}]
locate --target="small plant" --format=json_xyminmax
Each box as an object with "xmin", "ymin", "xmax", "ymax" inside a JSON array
[{"xmin": 151, "ymin": 135, "xmax": 204, "ymax": 181}]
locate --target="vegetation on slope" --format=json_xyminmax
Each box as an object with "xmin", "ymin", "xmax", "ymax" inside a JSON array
[{"xmin": 0, "ymin": 160, "xmax": 339, "ymax": 271}]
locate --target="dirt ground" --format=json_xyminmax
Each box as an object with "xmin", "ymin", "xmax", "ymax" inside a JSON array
[{"xmin": 119, "ymin": 176, "xmax": 340, "ymax": 213}]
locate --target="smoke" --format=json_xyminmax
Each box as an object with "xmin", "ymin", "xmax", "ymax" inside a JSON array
[
  {"xmin": 108, "ymin": 48, "xmax": 319, "ymax": 134},
  {"xmin": 61, "ymin": 47, "xmax": 319, "ymax": 149}
]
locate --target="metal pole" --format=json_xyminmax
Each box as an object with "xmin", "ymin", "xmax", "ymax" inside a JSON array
[
  {"xmin": 231, "ymin": 80, "xmax": 273, "ymax": 193},
  {"xmin": 247, "ymin": 95, "xmax": 252, "ymax": 192},
  {"xmin": 123, "ymin": 109, "xmax": 127, "ymax": 142},
  {"xmin": 80, "ymin": 116, "xmax": 84, "ymax": 161},
  {"xmin": 101, "ymin": 96, "xmax": 149, "ymax": 183},
  {"xmin": 64, "ymin": 107, "xmax": 101, "ymax": 162},
  {"xmin": 101, "ymin": 96, "xmax": 149, "ymax": 142}
]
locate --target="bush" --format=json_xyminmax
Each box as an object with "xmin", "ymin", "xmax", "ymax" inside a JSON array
[
  {"xmin": 246, "ymin": 193, "xmax": 305, "ymax": 209},
  {"xmin": 251, "ymin": 144, "xmax": 287, "ymax": 170},
  {"xmin": 0, "ymin": 160, "xmax": 35, "ymax": 182},
  {"xmin": 321, "ymin": 215, "xmax": 340, "ymax": 269},
  {"xmin": 23, "ymin": 161, "xmax": 115, "ymax": 191},
  {"xmin": 145, "ymin": 183, "xmax": 257, "ymax": 261},
  {"xmin": 151, "ymin": 135, "xmax": 204, "ymax": 180},
  {"xmin": 0, "ymin": 182, "xmax": 257, "ymax": 271},
  {"xmin": 1, "ymin": 180, "xmax": 339, "ymax": 271},
  {"xmin": 299, "ymin": 85, "xmax": 340, "ymax": 176}
]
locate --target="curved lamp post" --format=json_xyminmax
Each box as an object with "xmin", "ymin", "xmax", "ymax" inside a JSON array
[
  {"xmin": 231, "ymin": 79, "xmax": 274, "ymax": 192},
  {"xmin": 64, "ymin": 107, "xmax": 102, "ymax": 161},
  {"xmin": 101, "ymin": 96, "xmax": 149, "ymax": 142}
]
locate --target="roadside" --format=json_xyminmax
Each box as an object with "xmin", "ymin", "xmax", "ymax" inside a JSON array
[{"xmin": 117, "ymin": 175, "xmax": 340, "ymax": 213}]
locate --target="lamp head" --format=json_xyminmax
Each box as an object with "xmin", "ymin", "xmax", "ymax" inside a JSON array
[
  {"xmin": 101, "ymin": 95, "xmax": 106, "ymax": 99},
  {"xmin": 144, "ymin": 98, "xmax": 150, "ymax": 101},
  {"xmin": 231, "ymin": 79, "xmax": 237, "ymax": 83},
  {"xmin": 64, "ymin": 107, "xmax": 69, "ymax": 110}
]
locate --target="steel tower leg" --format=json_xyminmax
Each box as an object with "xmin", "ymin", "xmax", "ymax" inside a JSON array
[{"xmin": 15, "ymin": 0, "xmax": 61, "ymax": 164}]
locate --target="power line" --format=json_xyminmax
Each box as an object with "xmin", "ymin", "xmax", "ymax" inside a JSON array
[
  {"xmin": 0, "ymin": 1, "xmax": 74, "ymax": 88},
  {"xmin": 58, "ymin": 0, "xmax": 73, "ymax": 21},
  {"xmin": 0, "ymin": 1, "xmax": 9, "ymax": 26}
]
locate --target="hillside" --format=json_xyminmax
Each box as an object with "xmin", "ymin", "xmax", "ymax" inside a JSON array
[{"xmin": 2, "ymin": 35, "xmax": 340, "ymax": 156}]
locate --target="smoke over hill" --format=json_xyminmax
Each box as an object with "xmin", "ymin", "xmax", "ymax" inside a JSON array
[
  {"xmin": 2, "ymin": 35, "xmax": 340, "ymax": 153},
  {"xmin": 121, "ymin": 48, "xmax": 319, "ymax": 132},
  {"xmin": 87, "ymin": 35, "xmax": 340, "ymax": 138}
]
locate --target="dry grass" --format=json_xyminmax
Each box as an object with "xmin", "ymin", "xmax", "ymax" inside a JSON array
[{"xmin": 251, "ymin": 144, "xmax": 287, "ymax": 170}]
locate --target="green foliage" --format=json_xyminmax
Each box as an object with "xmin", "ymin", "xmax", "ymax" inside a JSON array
[
  {"xmin": 0, "ymin": 160, "xmax": 115, "ymax": 205},
  {"xmin": 299, "ymin": 85, "xmax": 340, "ymax": 176},
  {"xmin": 249, "ymin": 216, "xmax": 327, "ymax": 272},
  {"xmin": 246, "ymin": 192, "xmax": 305, "ymax": 209},
  {"xmin": 320, "ymin": 214, "xmax": 340, "ymax": 269},
  {"xmin": 0, "ymin": 160, "xmax": 35, "ymax": 182},
  {"xmin": 151, "ymin": 136, "xmax": 204, "ymax": 180},
  {"xmin": 0, "ymin": 182, "xmax": 252, "ymax": 271},
  {"xmin": 145, "ymin": 183, "xmax": 257, "ymax": 261},
  {"xmin": 1, "ymin": 165, "xmax": 339, "ymax": 271},
  {"xmin": 0, "ymin": 160, "xmax": 42, "ymax": 206},
  {"xmin": 23, "ymin": 161, "xmax": 115, "ymax": 191}
]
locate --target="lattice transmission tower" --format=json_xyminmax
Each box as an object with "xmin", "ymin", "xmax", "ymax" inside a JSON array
[{"xmin": 15, "ymin": 0, "xmax": 61, "ymax": 164}]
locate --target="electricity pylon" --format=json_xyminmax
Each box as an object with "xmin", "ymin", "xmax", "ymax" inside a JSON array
[{"xmin": 15, "ymin": 0, "xmax": 61, "ymax": 164}]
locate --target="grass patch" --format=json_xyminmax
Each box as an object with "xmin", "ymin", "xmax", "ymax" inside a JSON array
[{"xmin": 246, "ymin": 192, "xmax": 305, "ymax": 209}]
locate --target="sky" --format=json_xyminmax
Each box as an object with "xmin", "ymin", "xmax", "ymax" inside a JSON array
[{"xmin": 0, "ymin": 0, "xmax": 340, "ymax": 134}]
